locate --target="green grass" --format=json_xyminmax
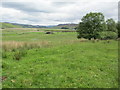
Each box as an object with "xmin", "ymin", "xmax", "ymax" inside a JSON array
[
  {"xmin": 2, "ymin": 28, "xmax": 118, "ymax": 88},
  {"xmin": 3, "ymin": 30, "xmax": 77, "ymax": 45}
]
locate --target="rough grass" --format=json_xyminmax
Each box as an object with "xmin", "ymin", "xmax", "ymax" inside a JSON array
[
  {"xmin": 2, "ymin": 41, "xmax": 50, "ymax": 51},
  {"xmin": 2, "ymin": 29, "xmax": 118, "ymax": 88}
]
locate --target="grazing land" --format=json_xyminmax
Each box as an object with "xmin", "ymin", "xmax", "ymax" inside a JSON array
[{"xmin": 2, "ymin": 28, "xmax": 118, "ymax": 88}]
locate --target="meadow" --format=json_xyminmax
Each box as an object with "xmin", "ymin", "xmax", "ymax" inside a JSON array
[{"xmin": 2, "ymin": 28, "xmax": 118, "ymax": 88}]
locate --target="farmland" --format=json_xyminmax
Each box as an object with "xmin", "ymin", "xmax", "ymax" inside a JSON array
[{"xmin": 2, "ymin": 28, "xmax": 118, "ymax": 88}]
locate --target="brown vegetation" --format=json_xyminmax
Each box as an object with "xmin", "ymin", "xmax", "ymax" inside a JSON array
[{"xmin": 1, "ymin": 41, "xmax": 50, "ymax": 51}]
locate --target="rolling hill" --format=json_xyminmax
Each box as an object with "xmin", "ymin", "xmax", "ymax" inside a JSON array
[
  {"xmin": 50, "ymin": 24, "xmax": 78, "ymax": 30},
  {"xmin": 0, "ymin": 22, "xmax": 23, "ymax": 28},
  {"xmin": 0, "ymin": 22, "xmax": 78, "ymax": 30},
  {"xmin": 0, "ymin": 22, "xmax": 46, "ymax": 28}
]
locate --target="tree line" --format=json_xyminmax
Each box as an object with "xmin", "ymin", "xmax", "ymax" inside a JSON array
[{"xmin": 77, "ymin": 12, "xmax": 120, "ymax": 40}]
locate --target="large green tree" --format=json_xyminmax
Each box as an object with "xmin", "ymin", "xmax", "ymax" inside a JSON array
[
  {"xmin": 77, "ymin": 12, "xmax": 107, "ymax": 40},
  {"xmin": 106, "ymin": 18, "xmax": 117, "ymax": 32}
]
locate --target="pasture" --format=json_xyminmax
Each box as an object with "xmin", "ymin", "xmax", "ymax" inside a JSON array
[{"xmin": 2, "ymin": 28, "xmax": 118, "ymax": 88}]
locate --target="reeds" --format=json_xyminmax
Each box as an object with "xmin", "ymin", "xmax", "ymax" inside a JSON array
[{"xmin": 1, "ymin": 41, "xmax": 50, "ymax": 51}]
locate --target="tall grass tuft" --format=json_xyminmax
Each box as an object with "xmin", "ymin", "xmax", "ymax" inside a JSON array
[
  {"xmin": 2, "ymin": 50, "xmax": 7, "ymax": 58},
  {"xmin": 13, "ymin": 49, "xmax": 27, "ymax": 60}
]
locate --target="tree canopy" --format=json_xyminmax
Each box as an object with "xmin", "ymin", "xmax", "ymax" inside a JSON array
[
  {"xmin": 117, "ymin": 21, "xmax": 120, "ymax": 38},
  {"xmin": 77, "ymin": 12, "xmax": 106, "ymax": 40},
  {"xmin": 106, "ymin": 18, "xmax": 117, "ymax": 32}
]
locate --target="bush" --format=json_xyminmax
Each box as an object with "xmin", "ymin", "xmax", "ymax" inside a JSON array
[
  {"xmin": 77, "ymin": 33, "xmax": 101, "ymax": 40},
  {"xmin": 61, "ymin": 27, "xmax": 69, "ymax": 29},
  {"xmin": 100, "ymin": 31, "xmax": 118, "ymax": 40},
  {"xmin": 77, "ymin": 34, "xmax": 81, "ymax": 39}
]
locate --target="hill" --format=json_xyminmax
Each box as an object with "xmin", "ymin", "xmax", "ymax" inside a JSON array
[
  {"xmin": 50, "ymin": 24, "xmax": 78, "ymax": 30},
  {"xmin": 0, "ymin": 22, "xmax": 23, "ymax": 28},
  {"xmin": 0, "ymin": 22, "xmax": 78, "ymax": 29},
  {"xmin": 12, "ymin": 23, "xmax": 46, "ymax": 28},
  {"xmin": 0, "ymin": 22, "xmax": 46, "ymax": 28}
]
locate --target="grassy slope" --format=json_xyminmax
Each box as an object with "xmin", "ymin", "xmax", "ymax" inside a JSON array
[
  {"xmin": 0, "ymin": 23, "xmax": 22, "ymax": 28},
  {"xmin": 2, "ymin": 29, "xmax": 118, "ymax": 88}
]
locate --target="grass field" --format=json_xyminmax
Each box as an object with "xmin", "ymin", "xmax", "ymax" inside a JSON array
[{"xmin": 2, "ymin": 28, "xmax": 118, "ymax": 88}]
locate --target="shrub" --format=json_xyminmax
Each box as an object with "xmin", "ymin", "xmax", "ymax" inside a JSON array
[
  {"xmin": 61, "ymin": 27, "xmax": 69, "ymax": 29},
  {"xmin": 100, "ymin": 31, "xmax": 118, "ymax": 40},
  {"xmin": 77, "ymin": 34, "xmax": 81, "ymax": 39}
]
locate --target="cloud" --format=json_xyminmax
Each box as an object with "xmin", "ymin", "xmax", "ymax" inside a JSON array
[
  {"xmin": 2, "ymin": 1, "xmax": 55, "ymax": 13},
  {"xmin": 119, "ymin": 1, "xmax": 120, "ymax": 21},
  {"xmin": 1, "ymin": 0, "xmax": 119, "ymax": 25}
]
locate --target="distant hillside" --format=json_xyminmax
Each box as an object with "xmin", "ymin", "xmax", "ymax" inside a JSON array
[
  {"xmin": 50, "ymin": 24, "xmax": 78, "ymax": 29},
  {"xmin": 0, "ymin": 22, "xmax": 46, "ymax": 28},
  {"xmin": 12, "ymin": 23, "xmax": 46, "ymax": 28},
  {"xmin": 0, "ymin": 22, "xmax": 22, "ymax": 28},
  {"xmin": 0, "ymin": 22, "xmax": 78, "ymax": 29}
]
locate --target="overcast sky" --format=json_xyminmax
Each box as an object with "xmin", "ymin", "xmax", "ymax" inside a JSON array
[{"xmin": 0, "ymin": 0, "xmax": 119, "ymax": 25}]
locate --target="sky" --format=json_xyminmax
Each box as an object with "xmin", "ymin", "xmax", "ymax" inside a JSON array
[{"xmin": 0, "ymin": 0, "xmax": 119, "ymax": 25}]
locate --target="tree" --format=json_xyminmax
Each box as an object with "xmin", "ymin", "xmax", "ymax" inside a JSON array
[
  {"xmin": 77, "ymin": 12, "xmax": 106, "ymax": 40},
  {"xmin": 116, "ymin": 21, "xmax": 120, "ymax": 38},
  {"xmin": 106, "ymin": 18, "xmax": 117, "ymax": 32}
]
